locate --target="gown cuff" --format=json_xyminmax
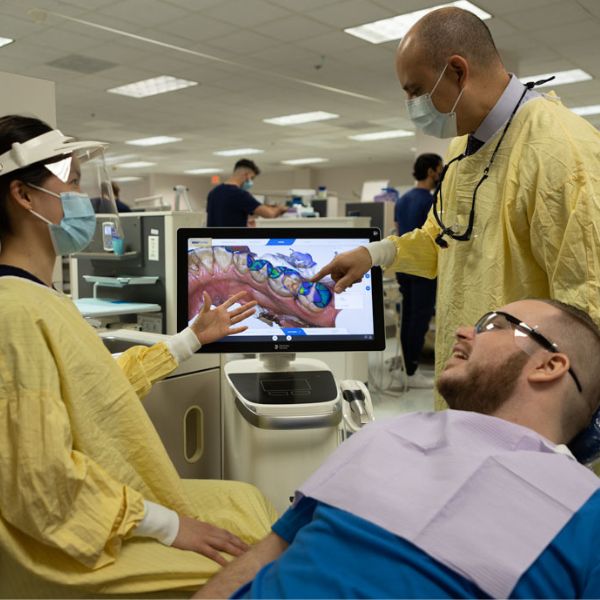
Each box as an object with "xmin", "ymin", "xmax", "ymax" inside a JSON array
[
  {"xmin": 365, "ymin": 239, "xmax": 396, "ymax": 268},
  {"xmin": 166, "ymin": 327, "xmax": 201, "ymax": 364},
  {"xmin": 133, "ymin": 500, "xmax": 180, "ymax": 546}
]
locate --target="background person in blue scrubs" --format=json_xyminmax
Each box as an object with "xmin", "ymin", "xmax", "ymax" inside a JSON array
[
  {"xmin": 206, "ymin": 159, "xmax": 287, "ymax": 227},
  {"xmin": 395, "ymin": 153, "xmax": 443, "ymax": 388}
]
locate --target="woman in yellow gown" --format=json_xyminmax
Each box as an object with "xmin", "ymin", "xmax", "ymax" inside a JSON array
[{"xmin": 0, "ymin": 115, "xmax": 276, "ymax": 598}]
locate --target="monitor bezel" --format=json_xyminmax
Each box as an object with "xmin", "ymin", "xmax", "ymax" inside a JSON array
[{"xmin": 177, "ymin": 227, "xmax": 386, "ymax": 353}]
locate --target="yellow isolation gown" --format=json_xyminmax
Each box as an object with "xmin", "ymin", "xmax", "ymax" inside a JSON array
[
  {"xmin": 386, "ymin": 94, "xmax": 600, "ymax": 410},
  {"xmin": 0, "ymin": 276, "xmax": 276, "ymax": 598}
]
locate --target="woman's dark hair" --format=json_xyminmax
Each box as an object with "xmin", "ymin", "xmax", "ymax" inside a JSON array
[{"xmin": 0, "ymin": 115, "xmax": 54, "ymax": 236}]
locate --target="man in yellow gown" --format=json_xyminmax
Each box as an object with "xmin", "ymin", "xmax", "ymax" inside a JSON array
[
  {"xmin": 0, "ymin": 115, "xmax": 275, "ymax": 598},
  {"xmin": 314, "ymin": 8, "xmax": 600, "ymax": 409}
]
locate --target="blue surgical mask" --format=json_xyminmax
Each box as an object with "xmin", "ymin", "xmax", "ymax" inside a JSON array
[
  {"xmin": 27, "ymin": 184, "xmax": 96, "ymax": 255},
  {"xmin": 406, "ymin": 64, "xmax": 465, "ymax": 139},
  {"xmin": 242, "ymin": 178, "xmax": 254, "ymax": 191}
]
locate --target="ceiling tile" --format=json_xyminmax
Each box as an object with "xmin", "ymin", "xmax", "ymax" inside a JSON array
[
  {"xmin": 309, "ymin": 0, "xmax": 393, "ymax": 28},
  {"xmin": 501, "ymin": 0, "xmax": 590, "ymax": 30},
  {"xmin": 253, "ymin": 15, "xmax": 333, "ymax": 42},
  {"xmin": 161, "ymin": 0, "xmax": 222, "ymax": 9},
  {"xmin": 266, "ymin": 0, "xmax": 341, "ymax": 10},
  {"xmin": 156, "ymin": 13, "xmax": 237, "ymax": 42},
  {"xmin": 203, "ymin": 30, "xmax": 280, "ymax": 54},
  {"xmin": 96, "ymin": 0, "xmax": 189, "ymax": 28},
  {"xmin": 202, "ymin": 0, "xmax": 292, "ymax": 27},
  {"xmin": 472, "ymin": 0, "xmax": 564, "ymax": 15}
]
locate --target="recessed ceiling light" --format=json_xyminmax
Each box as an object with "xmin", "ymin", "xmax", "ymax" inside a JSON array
[
  {"xmin": 112, "ymin": 176, "xmax": 143, "ymax": 182},
  {"xmin": 185, "ymin": 168, "xmax": 224, "ymax": 174},
  {"xmin": 522, "ymin": 69, "xmax": 592, "ymax": 87},
  {"xmin": 107, "ymin": 75, "xmax": 198, "ymax": 98},
  {"xmin": 126, "ymin": 136, "xmax": 182, "ymax": 146},
  {"xmin": 344, "ymin": 1, "xmax": 491, "ymax": 45},
  {"xmin": 281, "ymin": 158, "xmax": 329, "ymax": 165},
  {"xmin": 0, "ymin": 37, "xmax": 14, "ymax": 48},
  {"xmin": 571, "ymin": 104, "xmax": 600, "ymax": 116},
  {"xmin": 264, "ymin": 111, "xmax": 339, "ymax": 126},
  {"xmin": 349, "ymin": 130, "xmax": 414, "ymax": 141},
  {"xmin": 213, "ymin": 148, "xmax": 264, "ymax": 157},
  {"xmin": 117, "ymin": 161, "xmax": 156, "ymax": 168}
]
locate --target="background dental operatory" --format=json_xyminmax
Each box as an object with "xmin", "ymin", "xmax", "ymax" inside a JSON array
[{"xmin": 1, "ymin": 0, "xmax": 600, "ymax": 598}]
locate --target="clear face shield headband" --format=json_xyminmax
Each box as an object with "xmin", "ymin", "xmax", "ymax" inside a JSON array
[{"xmin": 0, "ymin": 129, "xmax": 124, "ymax": 253}]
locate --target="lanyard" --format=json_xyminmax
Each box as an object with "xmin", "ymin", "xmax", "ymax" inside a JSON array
[{"xmin": 432, "ymin": 76, "xmax": 554, "ymax": 248}]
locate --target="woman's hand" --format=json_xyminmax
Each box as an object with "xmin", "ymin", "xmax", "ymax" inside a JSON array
[
  {"xmin": 190, "ymin": 291, "xmax": 257, "ymax": 345},
  {"xmin": 172, "ymin": 515, "xmax": 249, "ymax": 566}
]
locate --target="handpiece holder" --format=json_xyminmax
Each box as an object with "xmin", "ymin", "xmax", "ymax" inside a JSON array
[{"xmin": 340, "ymin": 379, "xmax": 374, "ymax": 435}]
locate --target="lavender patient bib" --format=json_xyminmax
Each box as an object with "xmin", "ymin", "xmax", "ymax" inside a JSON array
[{"xmin": 297, "ymin": 411, "xmax": 600, "ymax": 598}]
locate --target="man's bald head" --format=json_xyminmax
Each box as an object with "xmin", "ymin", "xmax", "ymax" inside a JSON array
[{"xmin": 400, "ymin": 7, "xmax": 502, "ymax": 73}]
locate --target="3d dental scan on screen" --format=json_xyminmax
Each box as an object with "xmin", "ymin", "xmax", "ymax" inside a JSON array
[{"xmin": 177, "ymin": 228, "xmax": 385, "ymax": 354}]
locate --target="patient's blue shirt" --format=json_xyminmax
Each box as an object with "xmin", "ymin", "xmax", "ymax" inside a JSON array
[{"xmin": 233, "ymin": 492, "xmax": 600, "ymax": 599}]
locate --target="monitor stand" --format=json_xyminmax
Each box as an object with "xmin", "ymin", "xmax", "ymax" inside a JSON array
[{"xmin": 224, "ymin": 353, "xmax": 340, "ymax": 430}]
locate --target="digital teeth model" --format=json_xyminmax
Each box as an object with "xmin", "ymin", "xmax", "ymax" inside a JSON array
[{"xmin": 188, "ymin": 246, "xmax": 339, "ymax": 328}]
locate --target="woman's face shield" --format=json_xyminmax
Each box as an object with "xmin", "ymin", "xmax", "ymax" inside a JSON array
[
  {"xmin": 78, "ymin": 149, "xmax": 125, "ymax": 253},
  {"xmin": 0, "ymin": 129, "xmax": 124, "ymax": 253},
  {"xmin": 42, "ymin": 147, "xmax": 124, "ymax": 254}
]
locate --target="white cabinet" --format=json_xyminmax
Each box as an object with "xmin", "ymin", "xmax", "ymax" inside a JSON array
[{"xmin": 142, "ymin": 363, "xmax": 222, "ymax": 479}]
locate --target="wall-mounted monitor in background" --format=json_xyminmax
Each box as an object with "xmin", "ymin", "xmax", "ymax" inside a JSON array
[{"xmin": 177, "ymin": 228, "xmax": 385, "ymax": 353}]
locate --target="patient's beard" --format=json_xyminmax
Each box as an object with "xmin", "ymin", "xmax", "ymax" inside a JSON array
[{"xmin": 438, "ymin": 351, "xmax": 529, "ymax": 415}]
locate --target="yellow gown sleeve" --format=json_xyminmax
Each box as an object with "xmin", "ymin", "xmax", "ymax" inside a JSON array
[
  {"xmin": 116, "ymin": 342, "xmax": 178, "ymax": 400},
  {"xmin": 385, "ymin": 209, "xmax": 441, "ymax": 279},
  {"xmin": 0, "ymin": 306, "xmax": 146, "ymax": 569},
  {"xmin": 529, "ymin": 143, "xmax": 600, "ymax": 325}
]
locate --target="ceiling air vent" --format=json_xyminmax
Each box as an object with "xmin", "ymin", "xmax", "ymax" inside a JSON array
[{"xmin": 46, "ymin": 54, "xmax": 117, "ymax": 74}]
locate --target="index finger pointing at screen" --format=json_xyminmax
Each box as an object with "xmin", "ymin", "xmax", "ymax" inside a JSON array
[{"xmin": 311, "ymin": 263, "xmax": 333, "ymax": 283}]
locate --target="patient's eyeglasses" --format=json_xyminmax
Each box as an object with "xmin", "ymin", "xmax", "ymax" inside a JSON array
[{"xmin": 474, "ymin": 311, "xmax": 583, "ymax": 393}]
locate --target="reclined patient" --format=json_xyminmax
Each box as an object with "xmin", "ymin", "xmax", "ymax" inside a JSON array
[
  {"xmin": 198, "ymin": 299, "xmax": 600, "ymax": 599},
  {"xmin": 0, "ymin": 115, "xmax": 276, "ymax": 597}
]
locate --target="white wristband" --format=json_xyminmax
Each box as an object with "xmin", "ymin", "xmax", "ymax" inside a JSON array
[
  {"xmin": 364, "ymin": 239, "xmax": 396, "ymax": 268},
  {"xmin": 166, "ymin": 327, "xmax": 201, "ymax": 363},
  {"xmin": 133, "ymin": 501, "xmax": 180, "ymax": 546}
]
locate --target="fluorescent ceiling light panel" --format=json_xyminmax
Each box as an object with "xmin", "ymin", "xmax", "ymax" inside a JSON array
[
  {"xmin": 213, "ymin": 148, "xmax": 264, "ymax": 156},
  {"xmin": 112, "ymin": 176, "xmax": 142, "ymax": 182},
  {"xmin": 107, "ymin": 75, "xmax": 198, "ymax": 98},
  {"xmin": 185, "ymin": 168, "xmax": 224, "ymax": 174},
  {"xmin": 571, "ymin": 104, "xmax": 600, "ymax": 116},
  {"xmin": 126, "ymin": 136, "xmax": 182, "ymax": 146},
  {"xmin": 344, "ymin": 1, "xmax": 491, "ymax": 44},
  {"xmin": 264, "ymin": 111, "xmax": 339, "ymax": 126},
  {"xmin": 349, "ymin": 129, "xmax": 414, "ymax": 141},
  {"xmin": 117, "ymin": 161, "xmax": 156, "ymax": 168},
  {"xmin": 0, "ymin": 37, "xmax": 14, "ymax": 48},
  {"xmin": 522, "ymin": 69, "xmax": 592, "ymax": 88},
  {"xmin": 281, "ymin": 158, "xmax": 329, "ymax": 165}
]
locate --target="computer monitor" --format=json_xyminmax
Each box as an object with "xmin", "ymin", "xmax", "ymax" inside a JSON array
[
  {"xmin": 345, "ymin": 202, "xmax": 385, "ymax": 235},
  {"xmin": 311, "ymin": 199, "xmax": 327, "ymax": 218},
  {"xmin": 177, "ymin": 227, "xmax": 385, "ymax": 353}
]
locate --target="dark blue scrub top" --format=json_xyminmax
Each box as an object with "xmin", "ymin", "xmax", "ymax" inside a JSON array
[
  {"xmin": 206, "ymin": 183, "xmax": 260, "ymax": 227},
  {"xmin": 394, "ymin": 187, "xmax": 434, "ymax": 235}
]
